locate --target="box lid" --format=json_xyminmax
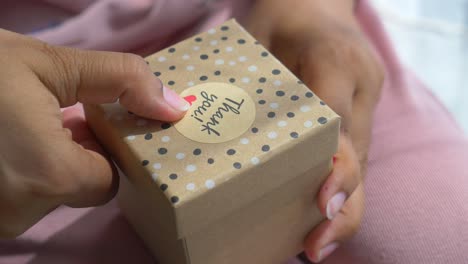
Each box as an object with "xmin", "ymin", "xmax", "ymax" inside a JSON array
[{"xmin": 84, "ymin": 20, "xmax": 340, "ymax": 239}]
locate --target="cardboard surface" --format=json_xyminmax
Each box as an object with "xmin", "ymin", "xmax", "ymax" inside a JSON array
[{"xmin": 84, "ymin": 19, "xmax": 340, "ymax": 263}]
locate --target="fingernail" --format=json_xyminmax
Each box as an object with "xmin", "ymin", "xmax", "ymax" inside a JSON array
[
  {"xmin": 326, "ymin": 192, "xmax": 346, "ymax": 220},
  {"xmin": 316, "ymin": 242, "xmax": 339, "ymax": 262},
  {"xmin": 162, "ymin": 86, "xmax": 190, "ymax": 112}
]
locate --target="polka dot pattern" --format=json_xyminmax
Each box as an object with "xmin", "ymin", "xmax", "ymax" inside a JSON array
[{"xmin": 101, "ymin": 20, "xmax": 337, "ymax": 206}]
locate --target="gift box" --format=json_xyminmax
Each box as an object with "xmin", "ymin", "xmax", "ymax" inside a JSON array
[{"xmin": 84, "ymin": 20, "xmax": 340, "ymax": 264}]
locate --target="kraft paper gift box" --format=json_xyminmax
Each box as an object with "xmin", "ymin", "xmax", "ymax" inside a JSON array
[{"xmin": 84, "ymin": 20, "xmax": 340, "ymax": 264}]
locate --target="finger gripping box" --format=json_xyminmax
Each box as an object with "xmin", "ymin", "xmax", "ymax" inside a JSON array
[{"xmin": 84, "ymin": 20, "xmax": 339, "ymax": 264}]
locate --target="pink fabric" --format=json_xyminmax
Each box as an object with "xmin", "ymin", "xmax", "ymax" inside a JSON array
[{"xmin": 1, "ymin": 0, "xmax": 467, "ymax": 263}]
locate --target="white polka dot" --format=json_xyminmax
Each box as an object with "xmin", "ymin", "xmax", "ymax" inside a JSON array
[
  {"xmin": 187, "ymin": 81, "xmax": 195, "ymax": 86},
  {"xmin": 251, "ymin": 157, "xmax": 260, "ymax": 165},
  {"xmin": 186, "ymin": 183, "xmax": 196, "ymax": 191},
  {"xmin": 225, "ymin": 46, "xmax": 233, "ymax": 52},
  {"xmin": 136, "ymin": 119, "xmax": 147, "ymax": 126},
  {"xmin": 151, "ymin": 173, "xmax": 158, "ymax": 181},
  {"xmin": 208, "ymin": 28, "xmax": 216, "ymax": 34},
  {"xmin": 182, "ymin": 54, "xmax": 190, "ymax": 60},
  {"xmin": 238, "ymin": 56, "xmax": 247, "ymax": 62},
  {"xmin": 158, "ymin": 56, "xmax": 166, "ymax": 62},
  {"xmin": 205, "ymin": 179, "xmax": 215, "ymax": 189},
  {"xmin": 229, "ymin": 61, "xmax": 236, "ymax": 66},
  {"xmin": 210, "ymin": 40, "xmax": 218, "ymax": 46},
  {"xmin": 268, "ymin": 131, "xmax": 278, "ymax": 139},
  {"xmin": 186, "ymin": 65, "xmax": 195, "ymax": 71},
  {"xmin": 161, "ymin": 136, "xmax": 170, "ymax": 142},
  {"xmin": 176, "ymin": 153, "xmax": 185, "ymax": 160},
  {"xmin": 215, "ymin": 59, "xmax": 224, "ymax": 65},
  {"xmin": 274, "ymin": 80, "xmax": 282, "ymax": 86},
  {"xmin": 126, "ymin": 135, "xmax": 136, "ymax": 140},
  {"xmin": 240, "ymin": 138, "xmax": 249, "ymax": 144},
  {"xmin": 241, "ymin": 77, "xmax": 250, "ymax": 83},
  {"xmin": 304, "ymin": 120, "xmax": 313, "ymax": 128},
  {"xmin": 248, "ymin": 65, "xmax": 258, "ymax": 72},
  {"xmin": 153, "ymin": 163, "xmax": 162, "ymax": 169},
  {"xmin": 300, "ymin": 105, "xmax": 311, "ymax": 112},
  {"xmin": 277, "ymin": 121, "xmax": 288, "ymax": 127},
  {"xmin": 193, "ymin": 46, "xmax": 200, "ymax": 51},
  {"xmin": 186, "ymin": 164, "xmax": 197, "ymax": 172},
  {"xmin": 270, "ymin": 102, "xmax": 279, "ymax": 109}
]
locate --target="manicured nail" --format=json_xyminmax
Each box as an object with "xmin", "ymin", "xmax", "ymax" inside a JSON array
[
  {"xmin": 316, "ymin": 242, "xmax": 339, "ymax": 262},
  {"xmin": 162, "ymin": 86, "xmax": 190, "ymax": 112},
  {"xmin": 326, "ymin": 192, "xmax": 346, "ymax": 220}
]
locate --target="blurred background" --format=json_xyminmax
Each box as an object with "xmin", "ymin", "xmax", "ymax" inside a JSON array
[{"xmin": 372, "ymin": 0, "xmax": 468, "ymax": 131}]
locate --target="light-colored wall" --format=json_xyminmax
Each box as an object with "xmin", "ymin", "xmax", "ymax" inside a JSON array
[{"xmin": 372, "ymin": 0, "xmax": 468, "ymax": 131}]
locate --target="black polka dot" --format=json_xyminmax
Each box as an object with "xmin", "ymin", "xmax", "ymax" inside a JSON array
[
  {"xmin": 259, "ymin": 77, "xmax": 266, "ymax": 83},
  {"xmin": 214, "ymin": 70, "xmax": 221, "ymax": 76},
  {"xmin": 171, "ymin": 196, "xmax": 179, "ymax": 203},
  {"xmin": 161, "ymin": 123, "xmax": 171, "ymax": 129},
  {"xmin": 158, "ymin": 148, "xmax": 168, "ymax": 155},
  {"xmin": 287, "ymin": 112, "xmax": 295, "ymax": 118},
  {"xmin": 154, "ymin": 71, "xmax": 161, "ymax": 77},
  {"xmin": 221, "ymin": 36, "xmax": 228, "ymax": 41},
  {"xmin": 297, "ymin": 80, "xmax": 304, "ymax": 84},
  {"xmin": 320, "ymin": 101, "xmax": 326, "ymax": 105},
  {"xmin": 227, "ymin": 149, "xmax": 236, "ymax": 155},
  {"xmin": 200, "ymin": 75, "xmax": 208, "ymax": 81},
  {"xmin": 233, "ymin": 162, "xmax": 242, "ymax": 169},
  {"xmin": 229, "ymin": 78, "xmax": 236, "ymax": 83},
  {"xmin": 256, "ymin": 89, "xmax": 263, "ymax": 94},
  {"xmin": 251, "ymin": 127, "xmax": 259, "ymax": 133},
  {"xmin": 276, "ymin": 91, "xmax": 285, "ymax": 97},
  {"xmin": 144, "ymin": 133, "xmax": 153, "ymax": 140},
  {"xmin": 213, "ymin": 49, "xmax": 220, "ymax": 54},
  {"xmin": 200, "ymin": 54, "xmax": 209, "ymax": 60},
  {"xmin": 318, "ymin": 117, "xmax": 328, "ymax": 124},
  {"xmin": 169, "ymin": 65, "xmax": 176, "ymax": 70},
  {"xmin": 267, "ymin": 112, "xmax": 276, "ymax": 118},
  {"xmin": 258, "ymin": 100, "xmax": 266, "ymax": 105},
  {"xmin": 160, "ymin": 184, "xmax": 168, "ymax": 191},
  {"xmin": 262, "ymin": 145, "xmax": 270, "ymax": 152},
  {"xmin": 169, "ymin": 173, "xmax": 178, "ymax": 180},
  {"xmin": 254, "ymin": 41, "xmax": 260, "ymax": 45},
  {"xmin": 142, "ymin": 160, "xmax": 149, "ymax": 166},
  {"xmin": 168, "ymin": 81, "xmax": 175, "ymax": 86},
  {"xmin": 195, "ymin": 37, "xmax": 203, "ymax": 42},
  {"xmin": 207, "ymin": 158, "xmax": 214, "ymax": 164},
  {"xmin": 193, "ymin": 148, "xmax": 202, "ymax": 155},
  {"xmin": 290, "ymin": 95, "xmax": 299, "ymax": 101},
  {"xmin": 290, "ymin": 132, "xmax": 299, "ymax": 138},
  {"xmin": 145, "ymin": 61, "xmax": 149, "ymax": 64},
  {"xmin": 261, "ymin": 51, "xmax": 269, "ymax": 57},
  {"xmin": 168, "ymin": 47, "xmax": 176, "ymax": 53},
  {"xmin": 237, "ymin": 39, "xmax": 246, "ymax": 44},
  {"xmin": 306, "ymin": 92, "xmax": 314, "ymax": 98},
  {"xmin": 221, "ymin": 26, "xmax": 229, "ymax": 31},
  {"xmin": 272, "ymin": 69, "xmax": 281, "ymax": 75}
]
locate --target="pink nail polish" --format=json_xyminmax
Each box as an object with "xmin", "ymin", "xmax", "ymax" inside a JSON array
[
  {"xmin": 317, "ymin": 242, "xmax": 339, "ymax": 262},
  {"xmin": 162, "ymin": 86, "xmax": 190, "ymax": 112},
  {"xmin": 326, "ymin": 192, "xmax": 346, "ymax": 220}
]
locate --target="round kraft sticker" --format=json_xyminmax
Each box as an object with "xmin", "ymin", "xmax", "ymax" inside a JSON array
[{"xmin": 174, "ymin": 82, "xmax": 256, "ymax": 143}]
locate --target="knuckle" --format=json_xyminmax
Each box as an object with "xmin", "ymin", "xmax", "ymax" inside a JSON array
[{"xmin": 118, "ymin": 53, "xmax": 149, "ymax": 81}]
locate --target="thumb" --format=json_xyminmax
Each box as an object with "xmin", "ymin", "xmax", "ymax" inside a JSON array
[{"xmin": 25, "ymin": 40, "xmax": 189, "ymax": 121}]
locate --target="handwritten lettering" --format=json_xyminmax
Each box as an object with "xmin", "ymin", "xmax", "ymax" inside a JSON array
[{"xmin": 190, "ymin": 90, "xmax": 245, "ymax": 136}]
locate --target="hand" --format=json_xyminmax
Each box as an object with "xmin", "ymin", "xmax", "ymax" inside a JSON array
[
  {"xmin": 0, "ymin": 29, "xmax": 189, "ymax": 237},
  {"xmin": 246, "ymin": 0, "xmax": 384, "ymax": 262}
]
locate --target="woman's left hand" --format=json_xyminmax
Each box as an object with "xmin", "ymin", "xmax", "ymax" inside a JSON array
[{"xmin": 246, "ymin": 0, "xmax": 384, "ymax": 262}]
